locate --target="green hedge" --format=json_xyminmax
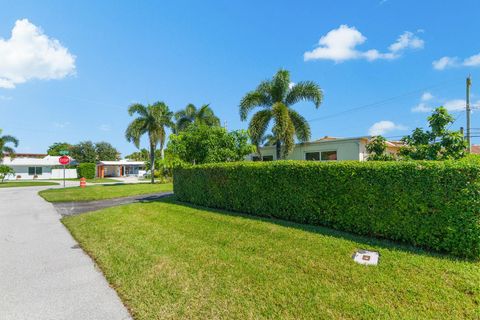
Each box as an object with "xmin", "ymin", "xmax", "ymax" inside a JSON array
[
  {"xmin": 174, "ymin": 161, "xmax": 480, "ymax": 258},
  {"xmin": 77, "ymin": 163, "xmax": 96, "ymax": 179}
]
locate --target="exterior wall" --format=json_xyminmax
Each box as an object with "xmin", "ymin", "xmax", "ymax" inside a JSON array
[
  {"xmin": 254, "ymin": 139, "xmax": 367, "ymax": 161},
  {"xmin": 51, "ymin": 169, "xmax": 78, "ymax": 179},
  {"xmin": 5, "ymin": 165, "xmax": 53, "ymax": 180}
]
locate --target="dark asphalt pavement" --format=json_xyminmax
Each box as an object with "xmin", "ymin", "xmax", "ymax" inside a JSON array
[{"xmin": 53, "ymin": 191, "xmax": 174, "ymax": 215}]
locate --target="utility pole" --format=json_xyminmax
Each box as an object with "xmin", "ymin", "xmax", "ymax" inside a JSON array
[{"xmin": 466, "ymin": 75, "xmax": 472, "ymax": 152}]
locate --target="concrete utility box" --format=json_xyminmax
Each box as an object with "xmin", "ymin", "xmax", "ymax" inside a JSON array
[{"xmin": 353, "ymin": 250, "xmax": 379, "ymax": 266}]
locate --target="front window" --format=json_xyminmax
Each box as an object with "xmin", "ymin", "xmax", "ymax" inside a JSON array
[
  {"xmin": 28, "ymin": 167, "xmax": 43, "ymax": 175},
  {"xmin": 262, "ymin": 155, "xmax": 273, "ymax": 161},
  {"xmin": 305, "ymin": 152, "xmax": 320, "ymax": 161},
  {"xmin": 321, "ymin": 151, "xmax": 337, "ymax": 161}
]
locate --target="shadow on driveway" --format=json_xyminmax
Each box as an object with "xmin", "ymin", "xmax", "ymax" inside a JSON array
[{"xmin": 53, "ymin": 192, "xmax": 174, "ymax": 216}]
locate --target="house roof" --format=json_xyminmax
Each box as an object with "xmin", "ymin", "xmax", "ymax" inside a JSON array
[
  {"xmin": 2, "ymin": 155, "xmax": 65, "ymax": 166},
  {"xmin": 472, "ymin": 145, "xmax": 480, "ymax": 154},
  {"xmin": 97, "ymin": 160, "xmax": 145, "ymax": 166}
]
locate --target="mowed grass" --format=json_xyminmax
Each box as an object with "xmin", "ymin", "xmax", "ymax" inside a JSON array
[
  {"xmin": 0, "ymin": 181, "xmax": 59, "ymax": 188},
  {"xmin": 63, "ymin": 198, "xmax": 480, "ymax": 320},
  {"xmin": 39, "ymin": 183, "xmax": 172, "ymax": 202},
  {"xmin": 59, "ymin": 178, "xmax": 121, "ymax": 183}
]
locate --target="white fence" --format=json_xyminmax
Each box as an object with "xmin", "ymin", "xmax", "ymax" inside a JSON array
[{"xmin": 51, "ymin": 169, "xmax": 77, "ymax": 179}]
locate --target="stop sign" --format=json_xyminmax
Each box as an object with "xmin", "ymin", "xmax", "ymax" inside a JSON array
[{"xmin": 59, "ymin": 156, "xmax": 70, "ymax": 165}]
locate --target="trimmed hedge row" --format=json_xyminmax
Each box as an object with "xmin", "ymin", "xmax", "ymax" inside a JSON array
[
  {"xmin": 77, "ymin": 163, "xmax": 96, "ymax": 179},
  {"xmin": 174, "ymin": 161, "xmax": 480, "ymax": 258}
]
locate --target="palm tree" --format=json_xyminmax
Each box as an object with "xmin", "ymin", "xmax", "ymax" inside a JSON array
[
  {"xmin": 125, "ymin": 102, "xmax": 173, "ymax": 184},
  {"xmin": 240, "ymin": 69, "xmax": 323, "ymax": 159},
  {"xmin": 174, "ymin": 103, "xmax": 220, "ymax": 133},
  {"xmin": 0, "ymin": 129, "xmax": 19, "ymax": 157}
]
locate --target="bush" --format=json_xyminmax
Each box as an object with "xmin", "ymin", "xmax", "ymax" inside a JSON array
[
  {"xmin": 174, "ymin": 161, "xmax": 480, "ymax": 259},
  {"xmin": 77, "ymin": 163, "xmax": 96, "ymax": 179}
]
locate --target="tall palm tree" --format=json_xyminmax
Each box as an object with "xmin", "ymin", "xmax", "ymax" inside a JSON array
[
  {"xmin": 0, "ymin": 129, "xmax": 19, "ymax": 158},
  {"xmin": 240, "ymin": 69, "xmax": 323, "ymax": 159},
  {"xmin": 174, "ymin": 103, "xmax": 220, "ymax": 133},
  {"xmin": 125, "ymin": 102, "xmax": 173, "ymax": 184}
]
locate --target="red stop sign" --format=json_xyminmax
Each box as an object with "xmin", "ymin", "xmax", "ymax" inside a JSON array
[{"xmin": 59, "ymin": 156, "xmax": 70, "ymax": 165}]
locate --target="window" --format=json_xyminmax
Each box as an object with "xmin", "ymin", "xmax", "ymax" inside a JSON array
[
  {"xmin": 252, "ymin": 156, "xmax": 261, "ymax": 162},
  {"xmin": 305, "ymin": 152, "xmax": 320, "ymax": 161},
  {"xmin": 262, "ymin": 155, "xmax": 273, "ymax": 161},
  {"xmin": 321, "ymin": 151, "xmax": 337, "ymax": 161},
  {"xmin": 28, "ymin": 167, "xmax": 43, "ymax": 176}
]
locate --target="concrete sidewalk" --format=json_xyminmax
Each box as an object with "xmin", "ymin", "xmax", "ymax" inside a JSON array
[{"xmin": 0, "ymin": 185, "xmax": 132, "ymax": 320}]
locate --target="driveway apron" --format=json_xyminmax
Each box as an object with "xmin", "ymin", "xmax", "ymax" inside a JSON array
[{"xmin": 0, "ymin": 185, "xmax": 132, "ymax": 320}]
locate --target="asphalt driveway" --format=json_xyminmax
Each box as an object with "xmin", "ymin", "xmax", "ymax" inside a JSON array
[{"xmin": 0, "ymin": 184, "xmax": 132, "ymax": 320}]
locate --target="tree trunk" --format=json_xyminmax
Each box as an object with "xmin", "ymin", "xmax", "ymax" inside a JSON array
[
  {"xmin": 150, "ymin": 144, "xmax": 155, "ymax": 184},
  {"xmin": 276, "ymin": 140, "xmax": 281, "ymax": 160}
]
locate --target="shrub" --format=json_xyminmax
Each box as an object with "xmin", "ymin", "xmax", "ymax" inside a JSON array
[
  {"xmin": 77, "ymin": 163, "xmax": 96, "ymax": 179},
  {"xmin": 174, "ymin": 161, "xmax": 480, "ymax": 259}
]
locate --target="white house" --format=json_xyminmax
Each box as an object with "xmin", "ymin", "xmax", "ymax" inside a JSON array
[
  {"xmin": 96, "ymin": 160, "xmax": 146, "ymax": 178},
  {"xmin": 251, "ymin": 136, "xmax": 402, "ymax": 161},
  {"xmin": 1, "ymin": 154, "xmax": 78, "ymax": 180}
]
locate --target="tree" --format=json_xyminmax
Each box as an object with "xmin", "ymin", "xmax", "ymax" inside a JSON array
[
  {"xmin": 125, "ymin": 148, "xmax": 150, "ymax": 161},
  {"xmin": 400, "ymin": 107, "xmax": 467, "ymax": 160},
  {"xmin": 166, "ymin": 124, "xmax": 255, "ymax": 164},
  {"xmin": 70, "ymin": 141, "xmax": 97, "ymax": 163},
  {"xmin": 47, "ymin": 142, "xmax": 72, "ymax": 156},
  {"xmin": 95, "ymin": 141, "xmax": 120, "ymax": 161},
  {"xmin": 125, "ymin": 101, "xmax": 174, "ymax": 183},
  {"xmin": 174, "ymin": 103, "xmax": 220, "ymax": 133},
  {"xmin": 0, "ymin": 129, "xmax": 19, "ymax": 157},
  {"xmin": 366, "ymin": 136, "xmax": 395, "ymax": 161},
  {"xmin": 0, "ymin": 165, "xmax": 14, "ymax": 182},
  {"xmin": 239, "ymin": 69, "xmax": 323, "ymax": 159}
]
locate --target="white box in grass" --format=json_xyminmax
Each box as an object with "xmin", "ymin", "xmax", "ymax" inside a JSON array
[{"xmin": 353, "ymin": 250, "xmax": 379, "ymax": 266}]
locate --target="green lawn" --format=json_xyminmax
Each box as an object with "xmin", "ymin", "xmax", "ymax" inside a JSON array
[
  {"xmin": 0, "ymin": 181, "xmax": 59, "ymax": 188},
  {"xmin": 57, "ymin": 178, "xmax": 121, "ymax": 183},
  {"xmin": 39, "ymin": 183, "xmax": 172, "ymax": 202},
  {"xmin": 63, "ymin": 198, "xmax": 480, "ymax": 320}
]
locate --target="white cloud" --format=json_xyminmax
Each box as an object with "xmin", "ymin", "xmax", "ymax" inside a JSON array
[
  {"xmin": 421, "ymin": 92, "xmax": 433, "ymax": 101},
  {"xmin": 433, "ymin": 52, "xmax": 480, "ymax": 70},
  {"xmin": 99, "ymin": 124, "xmax": 110, "ymax": 131},
  {"xmin": 388, "ymin": 31, "xmax": 424, "ymax": 52},
  {"xmin": 368, "ymin": 120, "xmax": 407, "ymax": 136},
  {"xmin": 412, "ymin": 102, "xmax": 432, "ymax": 113},
  {"xmin": 0, "ymin": 19, "xmax": 76, "ymax": 89},
  {"xmin": 288, "ymin": 82, "xmax": 295, "ymax": 89},
  {"xmin": 304, "ymin": 25, "xmax": 423, "ymax": 63},
  {"xmin": 463, "ymin": 53, "xmax": 480, "ymax": 66},
  {"xmin": 432, "ymin": 56, "xmax": 457, "ymax": 70}
]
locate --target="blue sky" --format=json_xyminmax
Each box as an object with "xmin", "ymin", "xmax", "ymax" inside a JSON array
[{"xmin": 1, "ymin": 0, "xmax": 480, "ymax": 155}]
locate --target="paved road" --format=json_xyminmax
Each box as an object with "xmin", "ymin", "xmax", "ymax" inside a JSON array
[
  {"xmin": 0, "ymin": 184, "xmax": 132, "ymax": 320},
  {"xmin": 54, "ymin": 191, "xmax": 174, "ymax": 216}
]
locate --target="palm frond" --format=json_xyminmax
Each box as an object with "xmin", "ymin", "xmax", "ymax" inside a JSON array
[
  {"xmin": 1, "ymin": 135, "xmax": 19, "ymax": 147},
  {"xmin": 288, "ymin": 109, "xmax": 311, "ymax": 142},
  {"xmin": 128, "ymin": 103, "xmax": 148, "ymax": 117},
  {"xmin": 248, "ymin": 109, "xmax": 272, "ymax": 148},
  {"xmin": 239, "ymin": 91, "xmax": 272, "ymax": 121},
  {"xmin": 285, "ymin": 81, "xmax": 323, "ymax": 108},
  {"xmin": 271, "ymin": 69, "xmax": 290, "ymax": 103},
  {"xmin": 125, "ymin": 118, "xmax": 146, "ymax": 148}
]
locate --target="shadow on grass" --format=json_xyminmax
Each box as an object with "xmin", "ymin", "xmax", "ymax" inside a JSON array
[{"xmin": 144, "ymin": 195, "xmax": 477, "ymax": 263}]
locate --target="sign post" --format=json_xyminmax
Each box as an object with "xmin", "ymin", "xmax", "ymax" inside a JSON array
[{"xmin": 58, "ymin": 151, "xmax": 70, "ymax": 188}]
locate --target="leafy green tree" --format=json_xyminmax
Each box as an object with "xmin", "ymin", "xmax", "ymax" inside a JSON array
[
  {"xmin": 47, "ymin": 142, "xmax": 72, "ymax": 156},
  {"xmin": 400, "ymin": 107, "xmax": 467, "ymax": 160},
  {"xmin": 174, "ymin": 103, "xmax": 220, "ymax": 133},
  {"xmin": 0, "ymin": 165, "xmax": 14, "ymax": 182},
  {"xmin": 125, "ymin": 101, "xmax": 174, "ymax": 183},
  {"xmin": 95, "ymin": 141, "xmax": 120, "ymax": 161},
  {"xmin": 70, "ymin": 141, "xmax": 97, "ymax": 163},
  {"xmin": 366, "ymin": 136, "xmax": 395, "ymax": 161},
  {"xmin": 166, "ymin": 124, "xmax": 255, "ymax": 164},
  {"xmin": 0, "ymin": 129, "xmax": 19, "ymax": 156},
  {"xmin": 239, "ymin": 69, "xmax": 323, "ymax": 159},
  {"xmin": 125, "ymin": 148, "xmax": 150, "ymax": 161}
]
